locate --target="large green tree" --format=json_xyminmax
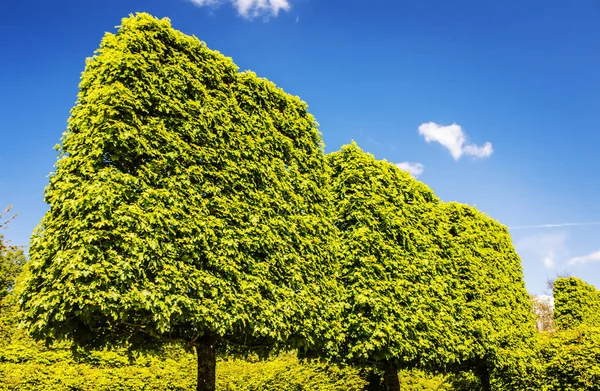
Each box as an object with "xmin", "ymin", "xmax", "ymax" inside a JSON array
[
  {"xmin": 19, "ymin": 13, "xmax": 339, "ymax": 391},
  {"xmin": 324, "ymin": 143, "xmax": 464, "ymax": 391},
  {"xmin": 441, "ymin": 202, "xmax": 538, "ymax": 391},
  {"xmin": 553, "ymin": 277, "xmax": 600, "ymax": 329}
]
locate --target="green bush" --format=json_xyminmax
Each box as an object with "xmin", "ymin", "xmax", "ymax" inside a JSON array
[
  {"xmin": 0, "ymin": 329, "xmax": 365, "ymax": 391},
  {"xmin": 539, "ymin": 326, "xmax": 600, "ymax": 391}
]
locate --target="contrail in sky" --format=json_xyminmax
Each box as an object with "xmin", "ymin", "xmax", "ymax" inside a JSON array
[{"xmin": 508, "ymin": 222, "xmax": 600, "ymax": 230}]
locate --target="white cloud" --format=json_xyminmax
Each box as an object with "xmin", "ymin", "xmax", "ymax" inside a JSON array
[
  {"xmin": 418, "ymin": 122, "xmax": 493, "ymax": 160},
  {"xmin": 542, "ymin": 251, "xmax": 556, "ymax": 269},
  {"xmin": 396, "ymin": 162, "xmax": 424, "ymax": 178},
  {"xmin": 567, "ymin": 250, "xmax": 600, "ymax": 266},
  {"xmin": 190, "ymin": 0, "xmax": 291, "ymax": 18}
]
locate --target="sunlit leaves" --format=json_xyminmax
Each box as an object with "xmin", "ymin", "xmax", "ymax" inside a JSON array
[{"xmin": 19, "ymin": 13, "xmax": 338, "ymax": 357}]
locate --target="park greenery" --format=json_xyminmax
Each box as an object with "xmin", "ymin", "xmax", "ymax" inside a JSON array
[{"xmin": 1, "ymin": 12, "xmax": 599, "ymax": 391}]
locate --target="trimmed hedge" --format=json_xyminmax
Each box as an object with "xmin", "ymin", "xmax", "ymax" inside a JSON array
[{"xmin": 0, "ymin": 328, "xmax": 366, "ymax": 391}]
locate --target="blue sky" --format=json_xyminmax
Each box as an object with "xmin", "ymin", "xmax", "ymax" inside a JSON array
[{"xmin": 1, "ymin": 0, "xmax": 599, "ymax": 295}]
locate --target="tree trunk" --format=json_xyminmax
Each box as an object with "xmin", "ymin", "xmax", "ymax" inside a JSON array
[
  {"xmin": 382, "ymin": 362, "xmax": 400, "ymax": 391},
  {"xmin": 196, "ymin": 336, "xmax": 216, "ymax": 391},
  {"xmin": 367, "ymin": 369, "xmax": 384, "ymax": 391},
  {"xmin": 476, "ymin": 364, "xmax": 492, "ymax": 391}
]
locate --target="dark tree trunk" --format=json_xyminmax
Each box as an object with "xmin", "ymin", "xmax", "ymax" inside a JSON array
[
  {"xmin": 367, "ymin": 369, "xmax": 384, "ymax": 391},
  {"xmin": 476, "ymin": 364, "xmax": 492, "ymax": 391},
  {"xmin": 382, "ymin": 362, "xmax": 400, "ymax": 391},
  {"xmin": 196, "ymin": 336, "xmax": 216, "ymax": 391}
]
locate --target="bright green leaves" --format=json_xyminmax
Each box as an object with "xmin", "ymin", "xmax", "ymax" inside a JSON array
[
  {"xmin": 553, "ymin": 277, "xmax": 600, "ymax": 330},
  {"xmin": 324, "ymin": 143, "xmax": 535, "ymax": 390},
  {"xmin": 326, "ymin": 143, "xmax": 462, "ymax": 369},
  {"xmin": 441, "ymin": 202, "xmax": 537, "ymax": 388},
  {"xmin": 539, "ymin": 326, "xmax": 600, "ymax": 391},
  {"xmin": 19, "ymin": 12, "xmax": 338, "ymax": 357}
]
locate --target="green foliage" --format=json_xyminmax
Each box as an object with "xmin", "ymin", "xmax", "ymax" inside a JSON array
[
  {"xmin": 441, "ymin": 202, "xmax": 538, "ymax": 389},
  {"xmin": 324, "ymin": 143, "xmax": 463, "ymax": 371},
  {"xmin": 553, "ymin": 277, "xmax": 600, "ymax": 330},
  {"xmin": 0, "ymin": 248, "xmax": 26, "ymax": 302},
  {"xmin": 538, "ymin": 326, "xmax": 600, "ymax": 391},
  {"xmin": 217, "ymin": 355, "xmax": 365, "ymax": 391},
  {"xmin": 19, "ymin": 12, "xmax": 339, "ymax": 357},
  {"xmin": 398, "ymin": 369, "xmax": 452, "ymax": 391},
  {"xmin": 0, "ymin": 206, "xmax": 26, "ymax": 302},
  {"xmin": 0, "ymin": 328, "xmax": 365, "ymax": 391}
]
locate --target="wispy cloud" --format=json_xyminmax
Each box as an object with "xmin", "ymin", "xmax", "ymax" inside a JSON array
[
  {"xmin": 190, "ymin": 0, "xmax": 291, "ymax": 19},
  {"xmin": 567, "ymin": 250, "xmax": 600, "ymax": 266},
  {"xmin": 508, "ymin": 222, "xmax": 600, "ymax": 230},
  {"xmin": 418, "ymin": 122, "xmax": 493, "ymax": 160},
  {"xmin": 396, "ymin": 162, "xmax": 424, "ymax": 178}
]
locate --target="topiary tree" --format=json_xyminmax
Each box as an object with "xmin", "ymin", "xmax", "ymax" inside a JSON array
[
  {"xmin": 441, "ymin": 202, "xmax": 538, "ymax": 391},
  {"xmin": 553, "ymin": 277, "xmax": 600, "ymax": 330},
  {"xmin": 19, "ymin": 13, "xmax": 339, "ymax": 391},
  {"xmin": 323, "ymin": 143, "xmax": 465, "ymax": 391}
]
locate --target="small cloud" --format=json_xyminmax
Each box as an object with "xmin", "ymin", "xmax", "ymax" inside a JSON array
[
  {"xmin": 542, "ymin": 251, "xmax": 556, "ymax": 269},
  {"xmin": 190, "ymin": 0, "xmax": 291, "ymax": 19},
  {"xmin": 567, "ymin": 250, "xmax": 600, "ymax": 266},
  {"xmin": 396, "ymin": 162, "xmax": 424, "ymax": 178},
  {"xmin": 418, "ymin": 122, "xmax": 493, "ymax": 160}
]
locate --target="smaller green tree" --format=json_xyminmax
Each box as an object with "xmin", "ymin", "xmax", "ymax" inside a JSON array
[
  {"xmin": 553, "ymin": 277, "xmax": 600, "ymax": 329},
  {"xmin": 0, "ymin": 206, "xmax": 26, "ymax": 301},
  {"xmin": 323, "ymin": 143, "xmax": 464, "ymax": 391},
  {"xmin": 441, "ymin": 202, "xmax": 538, "ymax": 391},
  {"xmin": 0, "ymin": 206, "xmax": 27, "ymax": 343}
]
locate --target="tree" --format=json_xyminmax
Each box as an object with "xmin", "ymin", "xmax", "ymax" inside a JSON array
[
  {"xmin": 324, "ymin": 143, "xmax": 464, "ymax": 391},
  {"xmin": 1, "ymin": 206, "xmax": 26, "ymax": 301},
  {"xmin": 19, "ymin": 13, "xmax": 339, "ymax": 391},
  {"xmin": 1, "ymin": 206, "xmax": 27, "ymax": 341},
  {"xmin": 553, "ymin": 277, "xmax": 600, "ymax": 330},
  {"xmin": 530, "ymin": 295, "xmax": 555, "ymax": 332},
  {"xmin": 441, "ymin": 202, "xmax": 538, "ymax": 391}
]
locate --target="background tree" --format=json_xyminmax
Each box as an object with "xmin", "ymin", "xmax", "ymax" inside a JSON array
[
  {"xmin": 0, "ymin": 206, "xmax": 27, "ymax": 342},
  {"xmin": 324, "ymin": 143, "xmax": 464, "ymax": 391},
  {"xmin": 441, "ymin": 202, "xmax": 538, "ymax": 391},
  {"xmin": 19, "ymin": 13, "xmax": 339, "ymax": 391},
  {"xmin": 1, "ymin": 206, "xmax": 26, "ymax": 302},
  {"xmin": 530, "ymin": 295, "xmax": 555, "ymax": 332},
  {"xmin": 553, "ymin": 277, "xmax": 600, "ymax": 329}
]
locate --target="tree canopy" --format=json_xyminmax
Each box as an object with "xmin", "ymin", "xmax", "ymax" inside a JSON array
[
  {"xmin": 441, "ymin": 202, "xmax": 537, "ymax": 391},
  {"xmin": 553, "ymin": 277, "xmax": 600, "ymax": 330},
  {"xmin": 325, "ymin": 143, "xmax": 464, "ymax": 390},
  {"xmin": 19, "ymin": 13, "xmax": 339, "ymax": 391}
]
